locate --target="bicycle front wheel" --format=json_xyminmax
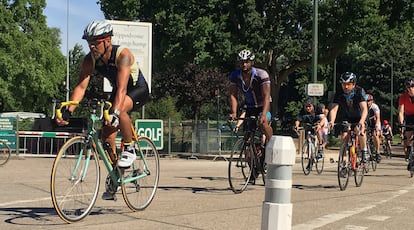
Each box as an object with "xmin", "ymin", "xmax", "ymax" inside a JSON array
[
  {"xmin": 301, "ymin": 143, "xmax": 312, "ymax": 175},
  {"xmin": 0, "ymin": 141, "xmax": 11, "ymax": 166},
  {"xmin": 354, "ymin": 149, "xmax": 365, "ymax": 187},
  {"xmin": 386, "ymin": 144, "xmax": 392, "ymax": 159},
  {"xmin": 337, "ymin": 142, "xmax": 350, "ymax": 191},
  {"xmin": 122, "ymin": 136, "xmax": 160, "ymax": 211},
  {"xmin": 50, "ymin": 136, "xmax": 100, "ymax": 223},
  {"xmin": 228, "ymin": 139, "xmax": 253, "ymax": 194},
  {"xmin": 371, "ymin": 150, "xmax": 377, "ymax": 172}
]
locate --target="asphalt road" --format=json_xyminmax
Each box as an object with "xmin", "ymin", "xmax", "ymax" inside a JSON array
[{"xmin": 0, "ymin": 144, "xmax": 413, "ymax": 230}]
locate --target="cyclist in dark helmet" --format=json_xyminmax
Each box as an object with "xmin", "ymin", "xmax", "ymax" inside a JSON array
[
  {"xmin": 294, "ymin": 98, "xmax": 326, "ymax": 159},
  {"xmin": 398, "ymin": 79, "xmax": 414, "ymax": 162},
  {"xmin": 329, "ymin": 72, "xmax": 369, "ymax": 163}
]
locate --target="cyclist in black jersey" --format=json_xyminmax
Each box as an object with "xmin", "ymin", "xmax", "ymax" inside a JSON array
[
  {"xmin": 294, "ymin": 99, "xmax": 326, "ymax": 158},
  {"xmin": 329, "ymin": 72, "xmax": 369, "ymax": 162},
  {"xmin": 56, "ymin": 20, "xmax": 149, "ymax": 200}
]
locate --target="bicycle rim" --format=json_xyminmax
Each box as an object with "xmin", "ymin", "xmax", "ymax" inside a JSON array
[
  {"xmin": 337, "ymin": 142, "xmax": 350, "ymax": 191},
  {"xmin": 122, "ymin": 136, "xmax": 160, "ymax": 211},
  {"xmin": 50, "ymin": 136, "xmax": 100, "ymax": 223},
  {"xmin": 228, "ymin": 139, "xmax": 252, "ymax": 194},
  {"xmin": 0, "ymin": 141, "xmax": 11, "ymax": 166},
  {"xmin": 301, "ymin": 143, "xmax": 312, "ymax": 175},
  {"xmin": 354, "ymin": 150, "xmax": 365, "ymax": 187},
  {"xmin": 371, "ymin": 151, "xmax": 377, "ymax": 171},
  {"xmin": 315, "ymin": 154, "xmax": 324, "ymax": 175}
]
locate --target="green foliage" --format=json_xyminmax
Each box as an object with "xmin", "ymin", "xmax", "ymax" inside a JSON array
[
  {"xmin": 145, "ymin": 96, "xmax": 181, "ymax": 121},
  {"xmin": 0, "ymin": 0, "xmax": 66, "ymax": 114}
]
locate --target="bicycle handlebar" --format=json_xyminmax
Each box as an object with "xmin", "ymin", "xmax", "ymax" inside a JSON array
[{"xmin": 54, "ymin": 99, "xmax": 113, "ymax": 122}]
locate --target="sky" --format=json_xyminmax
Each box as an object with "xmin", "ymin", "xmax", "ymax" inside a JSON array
[{"xmin": 44, "ymin": 0, "xmax": 105, "ymax": 54}]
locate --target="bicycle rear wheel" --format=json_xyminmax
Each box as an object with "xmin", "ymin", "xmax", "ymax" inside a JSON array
[
  {"xmin": 50, "ymin": 136, "xmax": 100, "ymax": 223},
  {"xmin": 122, "ymin": 136, "xmax": 160, "ymax": 211},
  {"xmin": 0, "ymin": 141, "xmax": 11, "ymax": 166},
  {"xmin": 301, "ymin": 143, "xmax": 312, "ymax": 175},
  {"xmin": 228, "ymin": 139, "xmax": 253, "ymax": 194},
  {"xmin": 337, "ymin": 142, "xmax": 350, "ymax": 191},
  {"xmin": 354, "ymin": 149, "xmax": 365, "ymax": 187}
]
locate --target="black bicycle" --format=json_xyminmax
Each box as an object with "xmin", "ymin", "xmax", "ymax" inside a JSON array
[
  {"xmin": 400, "ymin": 124, "xmax": 414, "ymax": 177},
  {"xmin": 227, "ymin": 116, "xmax": 274, "ymax": 193},
  {"xmin": 381, "ymin": 134, "xmax": 392, "ymax": 159}
]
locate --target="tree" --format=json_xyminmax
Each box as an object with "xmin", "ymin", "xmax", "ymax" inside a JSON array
[
  {"xmin": 0, "ymin": 0, "xmax": 66, "ymax": 113},
  {"xmin": 152, "ymin": 63, "xmax": 227, "ymax": 121}
]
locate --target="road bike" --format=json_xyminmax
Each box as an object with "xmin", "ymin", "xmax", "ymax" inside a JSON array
[
  {"xmin": 227, "ymin": 116, "xmax": 272, "ymax": 194},
  {"xmin": 337, "ymin": 121, "xmax": 366, "ymax": 191},
  {"xmin": 381, "ymin": 134, "xmax": 392, "ymax": 159},
  {"xmin": 0, "ymin": 140, "xmax": 11, "ymax": 166},
  {"xmin": 50, "ymin": 99, "xmax": 160, "ymax": 223},
  {"xmin": 298, "ymin": 123, "xmax": 324, "ymax": 175}
]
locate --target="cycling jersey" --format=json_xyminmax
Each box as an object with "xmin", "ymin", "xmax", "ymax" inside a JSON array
[
  {"xmin": 92, "ymin": 45, "xmax": 149, "ymax": 109},
  {"xmin": 93, "ymin": 45, "xmax": 146, "ymax": 89},
  {"xmin": 332, "ymin": 85, "xmax": 367, "ymax": 122},
  {"xmin": 229, "ymin": 67, "xmax": 270, "ymax": 109},
  {"xmin": 367, "ymin": 103, "xmax": 380, "ymax": 128},
  {"xmin": 399, "ymin": 92, "xmax": 414, "ymax": 116}
]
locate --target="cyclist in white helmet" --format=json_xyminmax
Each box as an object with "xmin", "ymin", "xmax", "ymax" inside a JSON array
[
  {"xmin": 56, "ymin": 20, "xmax": 149, "ymax": 200},
  {"xmin": 228, "ymin": 49, "xmax": 272, "ymax": 143}
]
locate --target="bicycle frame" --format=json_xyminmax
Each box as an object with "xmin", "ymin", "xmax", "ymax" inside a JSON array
[{"xmin": 51, "ymin": 99, "xmax": 160, "ymax": 223}]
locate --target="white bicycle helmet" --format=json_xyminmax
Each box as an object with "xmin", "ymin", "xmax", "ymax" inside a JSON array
[
  {"xmin": 339, "ymin": 72, "xmax": 357, "ymax": 83},
  {"xmin": 82, "ymin": 20, "xmax": 113, "ymax": 40},
  {"xmin": 238, "ymin": 49, "xmax": 255, "ymax": 61}
]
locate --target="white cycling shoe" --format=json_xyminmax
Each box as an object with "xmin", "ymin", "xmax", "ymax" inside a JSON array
[{"xmin": 117, "ymin": 150, "xmax": 137, "ymax": 168}]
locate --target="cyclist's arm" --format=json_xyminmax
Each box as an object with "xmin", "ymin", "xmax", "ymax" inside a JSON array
[
  {"xmin": 260, "ymin": 83, "xmax": 271, "ymax": 124},
  {"xmin": 398, "ymin": 103, "xmax": 405, "ymax": 125},
  {"xmin": 113, "ymin": 48, "xmax": 133, "ymax": 113},
  {"xmin": 228, "ymin": 83, "xmax": 239, "ymax": 120},
  {"xmin": 69, "ymin": 54, "xmax": 94, "ymax": 112},
  {"xmin": 359, "ymin": 100, "xmax": 368, "ymax": 127},
  {"xmin": 329, "ymin": 103, "xmax": 339, "ymax": 127}
]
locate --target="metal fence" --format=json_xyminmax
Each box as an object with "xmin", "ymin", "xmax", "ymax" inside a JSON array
[{"xmin": 6, "ymin": 118, "xmax": 240, "ymax": 157}]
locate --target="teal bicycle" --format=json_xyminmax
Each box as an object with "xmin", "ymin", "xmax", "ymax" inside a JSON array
[
  {"xmin": 50, "ymin": 99, "xmax": 160, "ymax": 223},
  {"xmin": 0, "ymin": 140, "xmax": 11, "ymax": 166}
]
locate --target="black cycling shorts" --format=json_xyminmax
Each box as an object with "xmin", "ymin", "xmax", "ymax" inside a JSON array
[{"xmin": 110, "ymin": 80, "xmax": 149, "ymax": 111}]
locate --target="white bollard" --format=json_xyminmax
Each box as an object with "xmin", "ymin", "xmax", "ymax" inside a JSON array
[{"xmin": 261, "ymin": 135, "xmax": 296, "ymax": 230}]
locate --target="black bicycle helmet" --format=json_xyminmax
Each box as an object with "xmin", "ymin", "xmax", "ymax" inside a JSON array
[
  {"xmin": 339, "ymin": 72, "xmax": 357, "ymax": 83},
  {"xmin": 406, "ymin": 79, "xmax": 414, "ymax": 87}
]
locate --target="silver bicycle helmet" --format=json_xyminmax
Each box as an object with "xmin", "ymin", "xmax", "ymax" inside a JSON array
[
  {"xmin": 82, "ymin": 20, "xmax": 113, "ymax": 40},
  {"xmin": 238, "ymin": 49, "xmax": 255, "ymax": 61},
  {"xmin": 339, "ymin": 72, "xmax": 357, "ymax": 83}
]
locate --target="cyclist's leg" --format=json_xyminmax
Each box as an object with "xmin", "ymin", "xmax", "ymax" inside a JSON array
[
  {"xmin": 404, "ymin": 130, "xmax": 413, "ymax": 161},
  {"xmin": 357, "ymin": 125, "xmax": 368, "ymax": 163}
]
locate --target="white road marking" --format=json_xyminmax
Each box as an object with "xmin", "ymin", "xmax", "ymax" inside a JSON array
[
  {"xmin": 293, "ymin": 189, "xmax": 409, "ymax": 230},
  {"xmin": 0, "ymin": 197, "xmax": 51, "ymax": 207}
]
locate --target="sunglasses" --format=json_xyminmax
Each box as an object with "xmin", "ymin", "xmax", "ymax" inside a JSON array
[{"xmin": 87, "ymin": 38, "xmax": 105, "ymax": 46}]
